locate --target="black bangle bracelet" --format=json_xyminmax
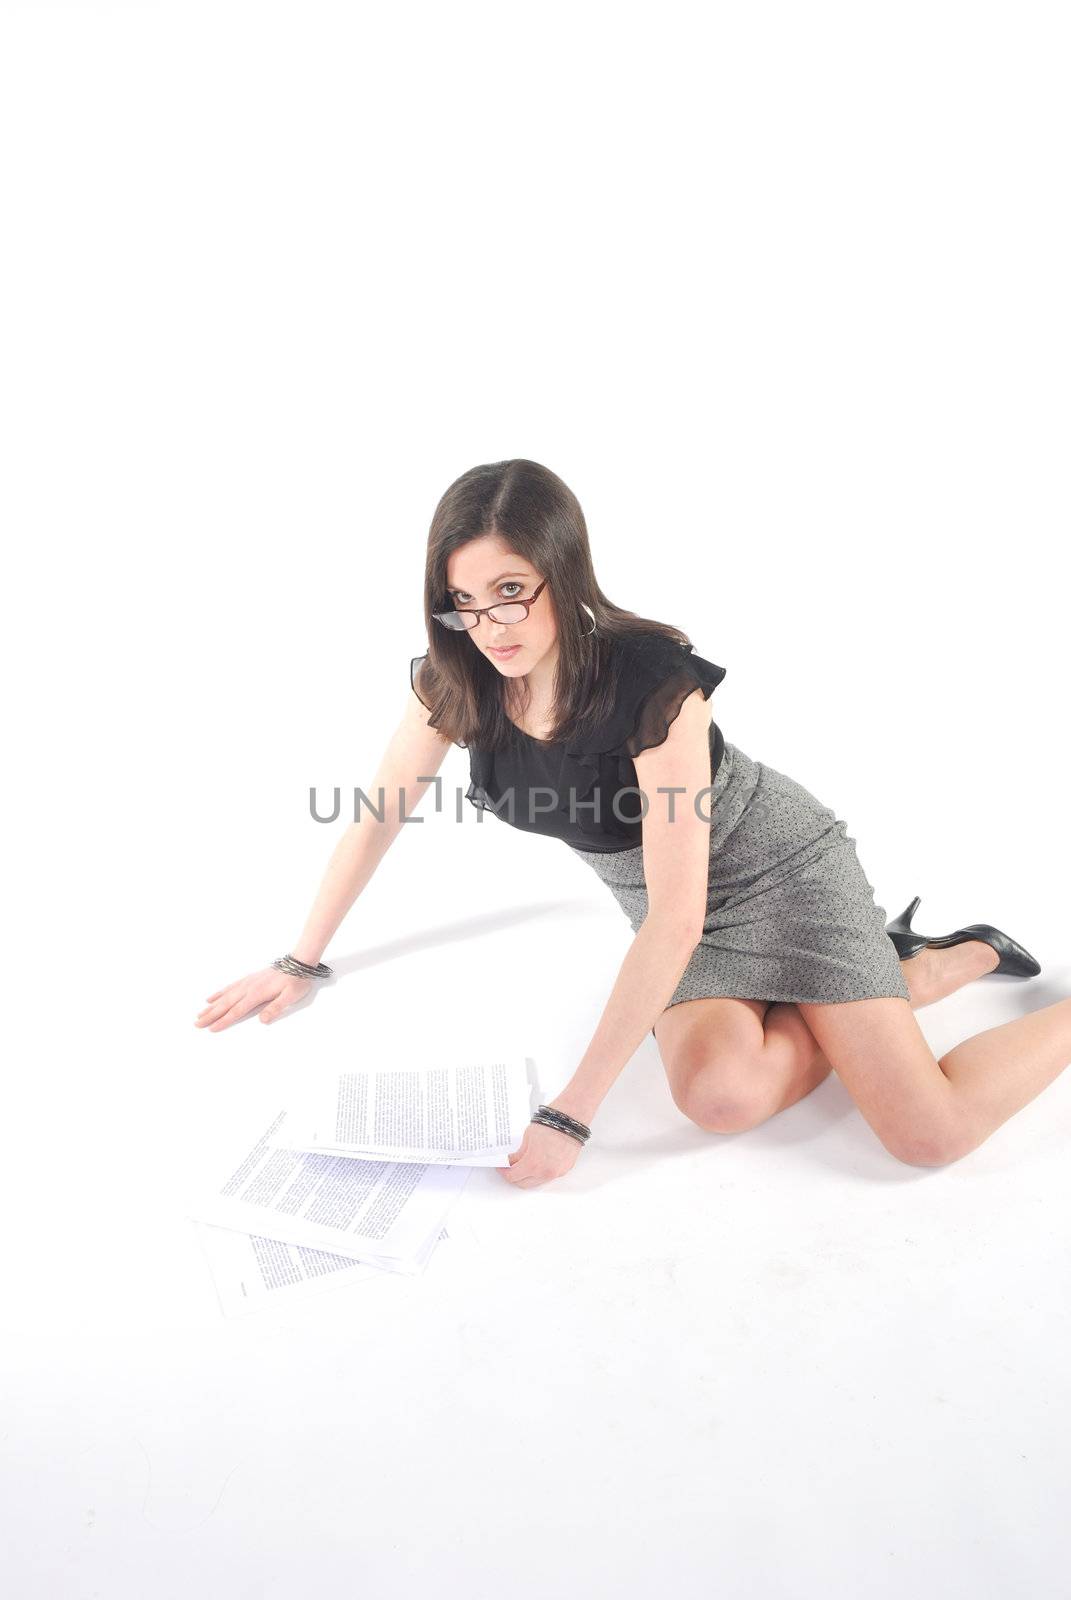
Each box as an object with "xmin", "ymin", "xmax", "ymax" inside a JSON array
[
  {"xmin": 273, "ymin": 954, "xmax": 333, "ymax": 980},
  {"xmin": 538, "ymin": 1103, "xmax": 590, "ymax": 1131},
  {"xmin": 532, "ymin": 1104, "xmax": 592, "ymax": 1143},
  {"xmin": 532, "ymin": 1111, "xmax": 588, "ymax": 1144},
  {"xmin": 536, "ymin": 1104, "xmax": 591, "ymax": 1137}
]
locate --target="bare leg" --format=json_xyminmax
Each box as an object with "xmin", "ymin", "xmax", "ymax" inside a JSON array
[
  {"xmin": 938, "ymin": 997, "xmax": 1071, "ymax": 1145},
  {"xmin": 759, "ymin": 1001, "xmax": 836, "ymax": 1114},
  {"xmin": 762, "ymin": 940, "xmax": 1001, "ymax": 1118},
  {"xmin": 792, "ymin": 992, "xmax": 1071, "ymax": 1163}
]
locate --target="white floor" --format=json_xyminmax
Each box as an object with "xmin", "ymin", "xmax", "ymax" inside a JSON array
[
  {"xmin": 6, "ymin": 843, "xmax": 1070, "ymax": 1598},
  {"xmin": 6, "ymin": 4, "xmax": 1070, "ymax": 1591}
]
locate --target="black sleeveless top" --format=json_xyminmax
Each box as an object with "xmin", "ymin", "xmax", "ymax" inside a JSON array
[{"xmin": 409, "ymin": 631, "xmax": 727, "ymax": 853}]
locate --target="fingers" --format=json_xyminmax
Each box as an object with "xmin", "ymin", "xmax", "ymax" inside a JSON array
[
  {"xmin": 195, "ymin": 1011, "xmax": 229, "ymax": 1028},
  {"xmin": 195, "ymin": 995, "xmax": 240, "ymax": 1028},
  {"xmin": 195, "ymin": 975, "xmax": 313, "ymax": 1031},
  {"xmin": 206, "ymin": 999, "xmax": 250, "ymax": 1031},
  {"xmin": 500, "ymin": 1165, "xmax": 539, "ymax": 1188},
  {"xmin": 201, "ymin": 993, "xmax": 260, "ymax": 1031},
  {"xmin": 196, "ymin": 984, "xmax": 240, "ymax": 1025},
  {"xmin": 194, "ymin": 1003, "xmax": 233, "ymax": 1029}
]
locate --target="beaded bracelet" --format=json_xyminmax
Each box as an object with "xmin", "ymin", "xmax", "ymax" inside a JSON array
[
  {"xmin": 531, "ymin": 1104, "xmax": 592, "ymax": 1144},
  {"xmin": 273, "ymin": 954, "xmax": 334, "ymax": 980}
]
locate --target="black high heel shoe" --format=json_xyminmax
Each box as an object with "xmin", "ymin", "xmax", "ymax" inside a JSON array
[{"xmin": 885, "ymin": 895, "xmax": 1041, "ymax": 977}]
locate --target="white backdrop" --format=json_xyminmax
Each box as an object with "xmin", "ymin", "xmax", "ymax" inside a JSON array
[{"xmin": 3, "ymin": 2, "xmax": 1069, "ymax": 1596}]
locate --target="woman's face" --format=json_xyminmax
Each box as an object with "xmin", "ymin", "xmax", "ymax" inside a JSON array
[{"xmin": 444, "ymin": 535, "xmax": 558, "ymax": 680}]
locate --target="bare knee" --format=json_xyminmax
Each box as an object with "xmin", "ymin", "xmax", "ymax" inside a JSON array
[
  {"xmin": 879, "ymin": 1121, "xmax": 973, "ymax": 1168},
  {"xmin": 673, "ymin": 1054, "xmax": 773, "ymax": 1134}
]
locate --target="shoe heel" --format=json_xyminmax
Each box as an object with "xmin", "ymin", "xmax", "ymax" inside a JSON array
[{"xmin": 885, "ymin": 895, "xmax": 930, "ymax": 960}]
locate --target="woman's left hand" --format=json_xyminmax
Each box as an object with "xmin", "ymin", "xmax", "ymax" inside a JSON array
[{"xmin": 499, "ymin": 1121, "xmax": 585, "ymax": 1188}]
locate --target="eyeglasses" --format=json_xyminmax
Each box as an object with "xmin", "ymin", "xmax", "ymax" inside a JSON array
[{"xmin": 432, "ymin": 576, "xmax": 549, "ymax": 631}]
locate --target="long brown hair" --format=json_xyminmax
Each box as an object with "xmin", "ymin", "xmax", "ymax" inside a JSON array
[{"xmin": 413, "ymin": 459, "xmax": 692, "ymax": 750}]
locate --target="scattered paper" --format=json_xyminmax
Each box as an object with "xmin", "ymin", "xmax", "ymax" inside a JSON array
[
  {"xmin": 186, "ymin": 1108, "xmax": 470, "ymax": 1276},
  {"xmin": 188, "ymin": 1057, "xmax": 534, "ymax": 1312},
  {"xmin": 194, "ymin": 1220, "xmax": 450, "ymax": 1318},
  {"xmin": 271, "ymin": 1055, "xmax": 535, "ymax": 1166}
]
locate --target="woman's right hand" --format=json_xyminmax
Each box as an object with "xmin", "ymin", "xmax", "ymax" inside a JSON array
[{"xmin": 194, "ymin": 967, "xmax": 315, "ymax": 1031}]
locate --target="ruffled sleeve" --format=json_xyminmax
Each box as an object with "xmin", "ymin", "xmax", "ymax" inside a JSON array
[
  {"xmin": 548, "ymin": 632, "xmax": 727, "ymax": 848},
  {"xmin": 410, "ymin": 653, "xmax": 431, "ymax": 711},
  {"xmin": 621, "ymin": 636, "xmax": 727, "ymax": 758}
]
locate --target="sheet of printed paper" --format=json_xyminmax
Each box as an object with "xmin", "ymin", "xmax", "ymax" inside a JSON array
[
  {"xmin": 186, "ymin": 1109, "xmax": 470, "ymax": 1271},
  {"xmin": 194, "ymin": 1221, "xmax": 450, "ymax": 1317},
  {"xmin": 273, "ymin": 1055, "xmax": 535, "ymax": 1165}
]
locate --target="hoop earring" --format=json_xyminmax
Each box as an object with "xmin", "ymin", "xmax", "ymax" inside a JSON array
[{"xmin": 580, "ymin": 602, "xmax": 597, "ymax": 637}]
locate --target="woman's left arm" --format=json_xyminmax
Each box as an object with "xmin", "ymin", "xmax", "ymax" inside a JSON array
[{"xmin": 502, "ymin": 688, "xmax": 714, "ymax": 1186}]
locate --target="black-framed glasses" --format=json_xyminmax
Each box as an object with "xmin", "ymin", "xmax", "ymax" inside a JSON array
[{"xmin": 432, "ymin": 576, "xmax": 549, "ymax": 631}]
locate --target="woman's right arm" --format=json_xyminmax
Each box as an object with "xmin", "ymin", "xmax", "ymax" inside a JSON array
[{"xmin": 194, "ymin": 683, "xmax": 453, "ymax": 1032}]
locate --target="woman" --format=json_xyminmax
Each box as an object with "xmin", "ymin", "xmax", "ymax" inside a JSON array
[{"xmin": 196, "ymin": 459, "xmax": 1070, "ymax": 1190}]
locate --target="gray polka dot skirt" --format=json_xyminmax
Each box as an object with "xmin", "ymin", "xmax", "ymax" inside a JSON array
[{"xmin": 568, "ymin": 739, "xmax": 911, "ymax": 1008}]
